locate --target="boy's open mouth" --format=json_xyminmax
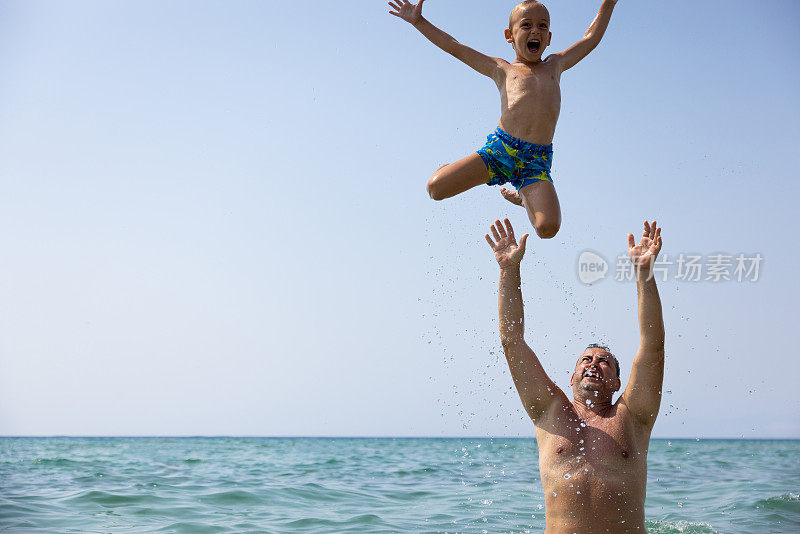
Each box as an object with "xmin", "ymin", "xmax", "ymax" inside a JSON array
[{"xmin": 527, "ymin": 40, "xmax": 540, "ymax": 53}]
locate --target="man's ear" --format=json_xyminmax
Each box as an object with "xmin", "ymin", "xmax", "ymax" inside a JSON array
[
  {"xmin": 505, "ymin": 28, "xmax": 514, "ymax": 44},
  {"xmin": 570, "ymin": 372, "xmax": 576, "ymax": 386},
  {"xmin": 613, "ymin": 377, "xmax": 621, "ymax": 393}
]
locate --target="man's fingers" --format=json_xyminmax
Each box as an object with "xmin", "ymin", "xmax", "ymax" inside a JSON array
[
  {"xmin": 627, "ymin": 233, "xmax": 636, "ymax": 250},
  {"xmin": 491, "ymin": 224, "xmax": 501, "ymax": 242},
  {"xmin": 485, "ymin": 233, "xmax": 496, "ymax": 248},
  {"xmin": 496, "ymin": 219, "xmax": 507, "ymax": 238},
  {"xmin": 504, "ymin": 218, "xmax": 515, "ymax": 242},
  {"xmin": 650, "ymin": 221, "xmax": 657, "ymax": 240},
  {"xmin": 519, "ymin": 233, "xmax": 529, "ymax": 254}
]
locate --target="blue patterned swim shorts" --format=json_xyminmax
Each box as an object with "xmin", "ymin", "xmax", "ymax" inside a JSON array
[{"xmin": 476, "ymin": 127, "xmax": 554, "ymax": 191}]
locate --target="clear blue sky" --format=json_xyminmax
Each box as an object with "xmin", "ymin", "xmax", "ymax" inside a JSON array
[{"xmin": 1, "ymin": 0, "xmax": 798, "ymax": 438}]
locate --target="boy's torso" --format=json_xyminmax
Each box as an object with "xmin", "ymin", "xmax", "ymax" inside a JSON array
[
  {"xmin": 534, "ymin": 398, "xmax": 650, "ymax": 533},
  {"xmin": 496, "ymin": 57, "xmax": 562, "ymax": 146}
]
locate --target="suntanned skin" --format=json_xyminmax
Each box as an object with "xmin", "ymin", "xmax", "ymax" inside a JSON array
[
  {"xmin": 485, "ymin": 218, "xmax": 665, "ymax": 533},
  {"xmin": 389, "ymin": 0, "xmax": 619, "ymax": 238}
]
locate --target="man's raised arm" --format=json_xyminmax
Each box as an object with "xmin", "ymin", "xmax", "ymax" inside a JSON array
[
  {"xmin": 620, "ymin": 220, "xmax": 665, "ymax": 429},
  {"xmin": 485, "ymin": 219, "xmax": 562, "ymax": 421}
]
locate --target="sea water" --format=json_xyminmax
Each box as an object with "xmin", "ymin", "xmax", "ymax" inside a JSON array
[{"xmin": 1, "ymin": 437, "xmax": 798, "ymax": 533}]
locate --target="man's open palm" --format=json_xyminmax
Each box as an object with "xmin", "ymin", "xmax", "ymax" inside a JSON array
[
  {"xmin": 388, "ymin": 0, "xmax": 425, "ymax": 24},
  {"xmin": 628, "ymin": 220, "xmax": 663, "ymax": 270},
  {"xmin": 486, "ymin": 219, "xmax": 529, "ymax": 269}
]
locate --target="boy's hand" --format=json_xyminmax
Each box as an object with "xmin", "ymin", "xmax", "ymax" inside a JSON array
[
  {"xmin": 500, "ymin": 187, "xmax": 524, "ymax": 207},
  {"xmin": 627, "ymin": 220, "xmax": 663, "ymax": 277},
  {"xmin": 388, "ymin": 0, "xmax": 425, "ymax": 25},
  {"xmin": 486, "ymin": 219, "xmax": 529, "ymax": 269}
]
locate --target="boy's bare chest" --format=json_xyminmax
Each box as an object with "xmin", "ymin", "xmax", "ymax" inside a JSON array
[{"xmin": 502, "ymin": 65, "xmax": 561, "ymax": 109}]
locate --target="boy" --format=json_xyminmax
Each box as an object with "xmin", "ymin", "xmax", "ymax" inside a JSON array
[{"xmin": 389, "ymin": 0, "xmax": 618, "ymax": 238}]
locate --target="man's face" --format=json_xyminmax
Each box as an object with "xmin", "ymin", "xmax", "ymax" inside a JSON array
[
  {"xmin": 504, "ymin": 3, "xmax": 552, "ymax": 62},
  {"xmin": 570, "ymin": 347, "xmax": 620, "ymax": 397}
]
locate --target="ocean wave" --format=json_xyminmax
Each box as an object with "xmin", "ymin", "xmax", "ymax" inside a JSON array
[
  {"xmin": 31, "ymin": 457, "xmax": 81, "ymax": 466},
  {"xmin": 197, "ymin": 490, "xmax": 264, "ymax": 505},
  {"xmin": 157, "ymin": 521, "xmax": 230, "ymax": 533},
  {"xmin": 755, "ymin": 492, "xmax": 800, "ymax": 507},
  {"xmin": 282, "ymin": 513, "xmax": 394, "ymax": 531},
  {"xmin": 61, "ymin": 490, "xmax": 170, "ymax": 507},
  {"xmin": 646, "ymin": 520, "xmax": 719, "ymax": 533}
]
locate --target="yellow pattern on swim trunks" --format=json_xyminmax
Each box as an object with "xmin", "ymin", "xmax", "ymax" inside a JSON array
[{"xmin": 501, "ymin": 142, "xmax": 518, "ymax": 158}]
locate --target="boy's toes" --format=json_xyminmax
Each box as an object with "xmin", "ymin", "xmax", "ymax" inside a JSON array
[{"xmin": 500, "ymin": 188, "xmax": 524, "ymax": 206}]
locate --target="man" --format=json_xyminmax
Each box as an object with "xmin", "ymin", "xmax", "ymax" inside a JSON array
[{"xmin": 484, "ymin": 218, "xmax": 665, "ymax": 533}]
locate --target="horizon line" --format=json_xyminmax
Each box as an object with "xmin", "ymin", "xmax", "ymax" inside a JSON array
[{"xmin": 2, "ymin": 435, "xmax": 799, "ymax": 440}]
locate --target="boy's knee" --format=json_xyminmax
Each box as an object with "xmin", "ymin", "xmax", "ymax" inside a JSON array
[
  {"xmin": 426, "ymin": 175, "xmax": 446, "ymax": 201},
  {"xmin": 535, "ymin": 219, "xmax": 560, "ymax": 239}
]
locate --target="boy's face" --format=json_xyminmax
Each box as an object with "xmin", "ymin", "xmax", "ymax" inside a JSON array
[{"xmin": 504, "ymin": 3, "xmax": 552, "ymax": 63}]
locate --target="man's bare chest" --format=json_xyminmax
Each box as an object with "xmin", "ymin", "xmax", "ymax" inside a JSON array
[{"xmin": 537, "ymin": 409, "xmax": 644, "ymax": 477}]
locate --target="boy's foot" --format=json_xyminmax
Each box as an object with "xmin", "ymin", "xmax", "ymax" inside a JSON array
[{"xmin": 500, "ymin": 187, "xmax": 524, "ymax": 206}]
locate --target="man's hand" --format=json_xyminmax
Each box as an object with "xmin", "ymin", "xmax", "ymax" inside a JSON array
[
  {"xmin": 388, "ymin": 0, "xmax": 425, "ymax": 25},
  {"xmin": 627, "ymin": 220, "xmax": 662, "ymax": 277},
  {"xmin": 485, "ymin": 218, "xmax": 529, "ymax": 269}
]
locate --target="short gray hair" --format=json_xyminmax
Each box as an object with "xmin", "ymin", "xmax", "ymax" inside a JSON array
[{"xmin": 585, "ymin": 343, "xmax": 620, "ymax": 378}]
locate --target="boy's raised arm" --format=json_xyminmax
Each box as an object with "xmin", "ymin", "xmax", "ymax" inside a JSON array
[
  {"xmin": 389, "ymin": 0, "xmax": 506, "ymax": 80},
  {"xmin": 485, "ymin": 219, "xmax": 563, "ymax": 422},
  {"xmin": 552, "ymin": 0, "xmax": 618, "ymax": 72}
]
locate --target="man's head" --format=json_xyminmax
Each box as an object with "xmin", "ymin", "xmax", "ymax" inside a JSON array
[
  {"xmin": 570, "ymin": 344, "xmax": 621, "ymax": 403},
  {"xmin": 505, "ymin": 1, "xmax": 552, "ymax": 63}
]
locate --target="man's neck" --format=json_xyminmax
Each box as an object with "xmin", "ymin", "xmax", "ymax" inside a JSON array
[{"xmin": 572, "ymin": 395, "xmax": 614, "ymax": 418}]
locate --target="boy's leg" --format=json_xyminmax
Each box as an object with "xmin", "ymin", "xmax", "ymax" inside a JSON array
[
  {"xmin": 503, "ymin": 181, "xmax": 561, "ymax": 239},
  {"xmin": 426, "ymin": 153, "xmax": 490, "ymax": 200}
]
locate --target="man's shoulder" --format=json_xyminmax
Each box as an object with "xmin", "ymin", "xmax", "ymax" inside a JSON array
[{"xmin": 534, "ymin": 394, "xmax": 578, "ymax": 428}]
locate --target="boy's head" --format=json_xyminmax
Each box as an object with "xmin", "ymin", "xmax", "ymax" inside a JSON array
[{"xmin": 505, "ymin": 1, "xmax": 552, "ymax": 63}]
